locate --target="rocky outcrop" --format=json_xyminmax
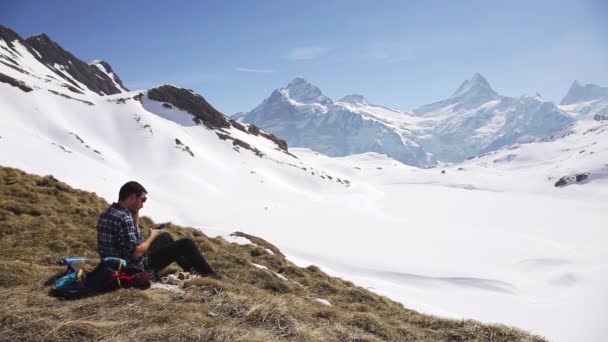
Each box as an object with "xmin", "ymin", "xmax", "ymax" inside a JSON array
[
  {"xmin": 0, "ymin": 72, "xmax": 32, "ymax": 92},
  {"xmin": 554, "ymin": 173, "xmax": 590, "ymax": 187},
  {"xmin": 0, "ymin": 25, "xmax": 125, "ymax": 96},
  {"xmin": 25, "ymin": 34, "xmax": 125, "ymax": 95},
  {"xmin": 216, "ymin": 132, "xmax": 264, "ymax": 157},
  {"xmin": 90, "ymin": 60, "xmax": 128, "ymax": 93},
  {"xmin": 246, "ymin": 124, "xmax": 288, "ymax": 152},
  {"xmin": 147, "ymin": 85, "xmax": 230, "ymax": 129},
  {"xmin": 594, "ymin": 114, "xmax": 608, "ymax": 121},
  {"xmin": 146, "ymin": 85, "xmax": 290, "ymax": 155},
  {"xmin": 0, "ymin": 25, "xmax": 21, "ymax": 49}
]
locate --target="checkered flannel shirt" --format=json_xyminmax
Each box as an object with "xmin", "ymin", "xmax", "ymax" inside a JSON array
[{"xmin": 97, "ymin": 203, "xmax": 147, "ymax": 268}]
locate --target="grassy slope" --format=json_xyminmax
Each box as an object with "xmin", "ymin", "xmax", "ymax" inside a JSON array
[{"xmin": 0, "ymin": 166, "xmax": 545, "ymax": 341}]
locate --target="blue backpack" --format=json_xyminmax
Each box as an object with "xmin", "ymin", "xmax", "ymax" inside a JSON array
[{"xmin": 51, "ymin": 256, "xmax": 132, "ymax": 299}]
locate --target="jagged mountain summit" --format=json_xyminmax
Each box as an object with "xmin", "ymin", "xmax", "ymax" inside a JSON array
[
  {"xmin": 415, "ymin": 73, "xmax": 500, "ymax": 116},
  {"xmin": 0, "ymin": 25, "xmax": 127, "ymax": 96},
  {"xmin": 236, "ymin": 77, "xmax": 431, "ymax": 166},
  {"xmin": 560, "ymin": 81, "xmax": 608, "ymax": 105},
  {"xmin": 237, "ymin": 74, "xmax": 574, "ymax": 165},
  {"xmin": 413, "ymin": 74, "xmax": 574, "ymax": 162},
  {"xmin": 558, "ymin": 81, "xmax": 608, "ymax": 120}
]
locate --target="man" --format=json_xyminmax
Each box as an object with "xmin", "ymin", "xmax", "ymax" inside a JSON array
[{"xmin": 97, "ymin": 181, "xmax": 219, "ymax": 279}]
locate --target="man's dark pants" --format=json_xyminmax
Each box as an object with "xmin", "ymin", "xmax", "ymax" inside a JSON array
[{"xmin": 148, "ymin": 232, "xmax": 215, "ymax": 276}]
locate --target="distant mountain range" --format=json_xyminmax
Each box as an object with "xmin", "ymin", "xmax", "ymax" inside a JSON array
[
  {"xmin": 235, "ymin": 75, "xmax": 607, "ymax": 166},
  {"xmin": 1, "ymin": 23, "xmax": 606, "ymax": 168}
]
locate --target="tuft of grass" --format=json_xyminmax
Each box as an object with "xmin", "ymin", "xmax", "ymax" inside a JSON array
[{"xmin": 0, "ymin": 166, "xmax": 546, "ymax": 341}]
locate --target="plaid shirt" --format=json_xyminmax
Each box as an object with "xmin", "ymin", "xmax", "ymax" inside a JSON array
[{"xmin": 97, "ymin": 203, "xmax": 147, "ymax": 268}]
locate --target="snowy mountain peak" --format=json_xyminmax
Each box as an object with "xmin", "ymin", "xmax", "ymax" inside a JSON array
[
  {"xmin": 414, "ymin": 73, "xmax": 500, "ymax": 117},
  {"xmin": 337, "ymin": 94, "xmax": 368, "ymax": 105},
  {"xmin": 450, "ymin": 73, "xmax": 497, "ymax": 99},
  {"xmin": 283, "ymin": 77, "xmax": 329, "ymax": 103},
  {"xmin": 26, "ymin": 33, "xmax": 53, "ymax": 44},
  {"xmin": 560, "ymin": 81, "xmax": 608, "ymax": 105},
  {"xmin": 90, "ymin": 60, "xmax": 129, "ymax": 92},
  {"xmin": 0, "ymin": 25, "xmax": 21, "ymax": 44},
  {"xmin": 0, "ymin": 25, "xmax": 126, "ymax": 96}
]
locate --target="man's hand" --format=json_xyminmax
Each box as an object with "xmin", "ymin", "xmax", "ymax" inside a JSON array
[
  {"xmin": 132, "ymin": 228, "xmax": 163, "ymax": 261},
  {"xmin": 148, "ymin": 228, "xmax": 162, "ymax": 238}
]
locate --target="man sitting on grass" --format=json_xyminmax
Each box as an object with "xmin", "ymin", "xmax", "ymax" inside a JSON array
[{"xmin": 97, "ymin": 181, "xmax": 219, "ymax": 279}]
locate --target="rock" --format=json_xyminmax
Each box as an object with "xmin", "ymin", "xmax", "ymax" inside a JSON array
[
  {"xmin": 1, "ymin": 25, "xmax": 127, "ymax": 96},
  {"xmin": 259, "ymin": 131, "xmax": 288, "ymax": 152},
  {"xmin": 26, "ymin": 34, "xmax": 125, "ymax": 95},
  {"xmin": 554, "ymin": 173, "xmax": 590, "ymax": 187},
  {"xmin": 229, "ymin": 119, "xmax": 248, "ymax": 133},
  {"xmin": 247, "ymin": 124, "xmax": 260, "ymax": 136},
  {"xmin": 594, "ymin": 114, "xmax": 608, "ymax": 121},
  {"xmin": 0, "ymin": 72, "xmax": 33, "ymax": 92},
  {"xmin": 147, "ymin": 85, "xmax": 230, "ymax": 130},
  {"xmin": 554, "ymin": 177, "xmax": 569, "ymax": 187}
]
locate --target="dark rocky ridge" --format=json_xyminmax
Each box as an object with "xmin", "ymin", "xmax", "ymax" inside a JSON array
[
  {"xmin": 554, "ymin": 173, "xmax": 590, "ymax": 187},
  {"xmin": 0, "ymin": 25, "xmax": 21, "ymax": 49},
  {"xmin": 92, "ymin": 60, "xmax": 128, "ymax": 93},
  {"xmin": 148, "ymin": 85, "xmax": 290, "ymax": 154},
  {"xmin": 147, "ymin": 85, "xmax": 230, "ymax": 129},
  {"xmin": 247, "ymin": 124, "xmax": 289, "ymax": 152},
  {"xmin": 0, "ymin": 25, "xmax": 126, "ymax": 96},
  {"xmin": 0, "ymin": 72, "xmax": 33, "ymax": 92}
]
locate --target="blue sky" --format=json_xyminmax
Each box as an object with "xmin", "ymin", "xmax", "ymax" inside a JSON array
[{"xmin": 3, "ymin": 0, "xmax": 607, "ymax": 114}]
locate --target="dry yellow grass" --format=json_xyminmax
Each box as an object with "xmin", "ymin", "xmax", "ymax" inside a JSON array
[{"xmin": 0, "ymin": 166, "xmax": 546, "ymax": 341}]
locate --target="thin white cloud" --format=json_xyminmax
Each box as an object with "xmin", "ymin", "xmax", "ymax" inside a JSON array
[
  {"xmin": 236, "ymin": 67, "xmax": 276, "ymax": 73},
  {"xmin": 286, "ymin": 46, "xmax": 330, "ymax": 60}
]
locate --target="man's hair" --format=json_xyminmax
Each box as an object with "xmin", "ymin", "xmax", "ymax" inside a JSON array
[{"xmin": 118, "ymin": 181, "xmax": 147, "ymax": 201}]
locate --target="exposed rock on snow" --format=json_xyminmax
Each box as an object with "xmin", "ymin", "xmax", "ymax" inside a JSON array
[
  {"xmin": 175, "ymin": 138, "xmax": 195, "ymax": 157},
  {"xmin": 554, "ymin": 173, "xmax": 590, "ymax": 187},
  {"xmin": 147, "ymin": 85, "xmax": 230, "ymax": 129},
  {"xmin": 0, "ymin": 72, "xmax": 32, "ymax": 92},
  {"xmin": 594, "ymin": 114, "xmax": 608, "ymax": 121}
]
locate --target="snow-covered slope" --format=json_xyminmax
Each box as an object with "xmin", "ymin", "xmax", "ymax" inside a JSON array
[
  {"xmin": 1, "ymin": 26, "xmax": 607, "ymax": 342},
  {"xmin": 237, "ymin": 74, "xmax": 574, "ymax": 166}
]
